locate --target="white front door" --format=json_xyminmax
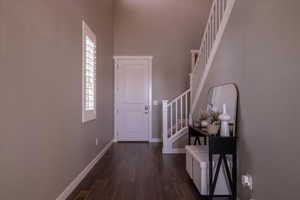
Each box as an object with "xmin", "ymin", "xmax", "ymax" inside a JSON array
[{"xmin": 115, "ymin": 57, "xmax": 152, "ymax": 141}]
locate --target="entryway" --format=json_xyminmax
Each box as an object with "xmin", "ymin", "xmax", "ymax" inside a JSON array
[{"xmin": 114, "ymin": 56, "xmax": 152, "ymax": 142}]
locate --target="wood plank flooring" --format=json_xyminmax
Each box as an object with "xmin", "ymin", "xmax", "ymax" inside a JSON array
[{"xmin": 70, "ymin": 142, "xmax": 204, "ymax": 200}]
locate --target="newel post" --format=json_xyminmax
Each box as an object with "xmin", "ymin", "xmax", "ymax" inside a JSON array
[{"xmin": 162, "ymin": 100, "xmax": 169, "ymax": 154}]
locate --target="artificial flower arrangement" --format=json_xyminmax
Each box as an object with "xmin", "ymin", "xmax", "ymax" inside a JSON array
[{"xmin": 198, "ymin": 109, "xmax": 221, "ymax": 135}]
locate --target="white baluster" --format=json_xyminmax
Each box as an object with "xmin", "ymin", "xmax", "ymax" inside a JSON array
[
  {"xmin": 191, "ymin": 51, "xmax": 195, "ymax": 71},
  {"xmin": 209, "ymin": 22, "xmax": 211, "ymax": 53},
  {"xmin": 175, "ymin": 100, "xmax": 178, "ymax": 132},
  {"xmin": 222, "ymin": 0, "xmax": 226, "ymax": 16},
  {"xmin": 203, "ymin": 41, "xmax": 206, "ymax": 65},
  {"xmin": 210, "ymin": 21, "xmax": 213, "ymax": 51},
  {"xmin": 185, "ymin": 93, "xmax": 188, "ymax": 127},
  {"xmin": 212, "ymin": 6, "xmax": 215, "ymax": 41},
  {"xmin": 218, "ymin": 0, "xmax": 221, "ymax": 29},
  {"xmin": 180, "ymin": 96, "xmax": 183, "ymax": 129},
  {"xmin": 214, "ymin": 4, "xmax": 217, "ymax": 39},
  {"xmin": 170, "ymin": 104, "xmax": 173, "ymax": 135},
  {"xmin": 205, "ymin": 36, "xmax": 208, "ymax": 64},
  {"xmin": 220, "ymin": 0, "xmax": 223, "ymax": 20},
  {"xmin": 210, "ymin": 19, "xmax": 213, "ymax": 50},
  {"xmin": 207, "ymin": 32, "xmax": 209, "ymax": 62}
]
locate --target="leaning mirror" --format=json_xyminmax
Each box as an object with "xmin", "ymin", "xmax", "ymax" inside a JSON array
[{"xmin": 207, "ymin": 83, "xmax": 238, "ymax": 136}]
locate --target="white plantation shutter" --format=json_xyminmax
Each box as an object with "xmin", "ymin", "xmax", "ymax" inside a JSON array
[
  {"xmin": 85, "ymin": 36, "xmax": 96, "ymax": 110},
  {"xmin": 82, "ymin": 21, "xmax": 97, "ymax": 122}
]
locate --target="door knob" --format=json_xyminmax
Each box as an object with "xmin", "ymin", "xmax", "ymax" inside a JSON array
[{"xmin": 145, "ymin": 105, "xmax": 149, "ymax": 114}]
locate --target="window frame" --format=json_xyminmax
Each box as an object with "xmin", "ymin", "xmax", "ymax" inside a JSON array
[{"xmin": 82, "ymin": 21, "xmax": 97, "ymax": 123}]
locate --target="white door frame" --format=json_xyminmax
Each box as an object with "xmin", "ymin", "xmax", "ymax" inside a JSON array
[{"xmin": 113, "ymin": 56, "xmax": 153, "ymax": 142}]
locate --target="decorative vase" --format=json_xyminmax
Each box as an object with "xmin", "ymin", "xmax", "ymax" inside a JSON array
[
  {"xmin": 193, "ymin": 120, "xmax": 201, "ymax": 128},
  {"xmin": 219, "ymin": 104, "xmax": 231, "ymax": 137}
]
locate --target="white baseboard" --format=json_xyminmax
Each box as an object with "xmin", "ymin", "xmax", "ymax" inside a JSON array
[
  {"xmin": 162, "ymin": 148, "xmax": 186, "ymax": 154},
  {"xmin": 150, "ymin": 138, "xmax": 162, "ymax": 143},
  {"xmin": 56, "ymin": 140, "xmax": 113, "ymax": 200}
]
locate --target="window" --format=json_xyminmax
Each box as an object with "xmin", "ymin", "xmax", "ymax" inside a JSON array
[{"xmin": 82, "ymin": 21, "xmax": 97, "ymax": 122}]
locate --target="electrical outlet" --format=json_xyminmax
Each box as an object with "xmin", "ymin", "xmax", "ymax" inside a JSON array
[
  {"xmin": 242, "ymin": 174, "xmax": 253, "ymax": 191},
  {"xmin": 95, "ymin": 138, "xmax": 98, "ymax": 146}
]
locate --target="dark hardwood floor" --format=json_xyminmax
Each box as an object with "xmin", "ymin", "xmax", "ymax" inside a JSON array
[{"xmin": 70, "ymin": 142, "xmax": 206, "ymax": 200}]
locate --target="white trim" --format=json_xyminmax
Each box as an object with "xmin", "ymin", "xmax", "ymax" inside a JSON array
[
  {"xmin": 114, "ymin": 138, "xmax": 149, "ymax": 142},
  {"xmin": 55, "ymin": 140, "xmax": 113, "ymax": 200},
  {"xmin": 149, "ymin": 58, "xmax": 153, "ymax": 141},
  {"xmin": 163, "ymin": 148, "xmax": 186, "ymax": 154},
  {"xmin": 168, "ymin": 127, "xmax": 188, "ymax": 143},
  {"xmin": 113, "ymin": 56, "xmax": 153, "ymax": 142},
  {"xmin": 113, "ymin": 56, "xmax": 153, "ymax": 60},
  {"xmin": 113, "ymin": 137, "xmax": 118, "ymax": 143},
  {"xmin": 162, "ymin": 127, "xmax": 188, "ymax": 154},
  {"xmin": 114, "ymin": 60, "xmax": 118, "ymax": 143},
  {"xmin": 190, "ymin": 49, "xmax": 200, "ymax": 54},
  {"xmin": 150, "ymin": 138, "xmax": 162, "ymax": 143}
]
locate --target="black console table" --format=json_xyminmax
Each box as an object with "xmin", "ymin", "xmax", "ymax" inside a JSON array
[
  {"xmin": 188, "ymin": 126, "xmax": 208, "ymax": 145},
  {"xmin": 188, "ymin": 126, "xmax": 237, "ymax": 200}
]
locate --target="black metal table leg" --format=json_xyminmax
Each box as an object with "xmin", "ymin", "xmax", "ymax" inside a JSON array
[
  {"xmin": 193, "ymin": 136, "xmax": 201, "ymax": 145},
  {"xmin": 208, "ymin": 136, "xmax": 237, "ymax": 200}
]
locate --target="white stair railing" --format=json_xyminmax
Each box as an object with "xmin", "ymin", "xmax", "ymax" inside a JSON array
[
  {"xmin": 190, "ymin": 0, "xmax": 236, "ymax": 121},
  {"xmin": 162, "ymin": 89, "xmax": 191, "ymax": 154},
  {"xmin": 161, "ymin": 0, "xmax": 236, "ymax": 154}
]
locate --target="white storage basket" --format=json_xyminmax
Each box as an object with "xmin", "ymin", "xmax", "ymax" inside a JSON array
[{"xmin": 185, "ymin": 145, "xmax": 230, "ymax": 195}]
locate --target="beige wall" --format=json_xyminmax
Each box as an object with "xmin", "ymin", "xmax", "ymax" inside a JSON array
[
  {"xmin": 113, "ymin": 0, "xmax": 211, "ymax": 138},
  {"xmin": 0, "ymin": 0, "xmax": 114, "ymax": 199},
  {"xmin": 195, "ymin": 0, "xmax": 300, "ymax": 199}
]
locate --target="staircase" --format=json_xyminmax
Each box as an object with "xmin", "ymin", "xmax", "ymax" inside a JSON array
[{"xmin": 162, "ymin": 0, "xmax": 236, "ymax": 154}]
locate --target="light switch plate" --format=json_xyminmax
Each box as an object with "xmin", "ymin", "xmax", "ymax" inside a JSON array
[{"xmin": 153, "ymin": 100, "xmax": 159, "ymax": 106}]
